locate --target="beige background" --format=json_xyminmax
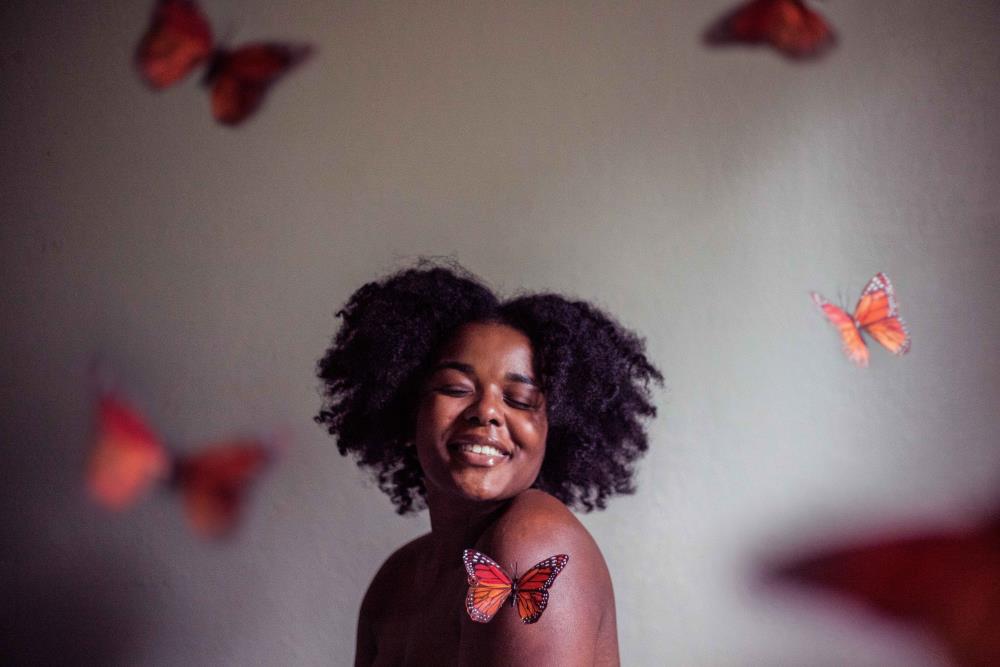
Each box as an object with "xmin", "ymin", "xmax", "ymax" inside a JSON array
[{"xmin": 3, "ymin": 1, "xmax": 998, "ymax": 665}]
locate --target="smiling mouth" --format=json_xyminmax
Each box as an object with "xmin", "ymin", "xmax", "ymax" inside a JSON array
[
  {"xmin": 457, "ymin": 442, "xmax": 509, "ymax": 457},
  {"xmin": 448, "ymin": 437, "xmax": 512, "ymax": 465}
]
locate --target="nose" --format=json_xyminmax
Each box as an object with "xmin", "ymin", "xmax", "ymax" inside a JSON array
[{"xmin": 463, "ymin": 390, "xmax": 503, "ymax": 427}]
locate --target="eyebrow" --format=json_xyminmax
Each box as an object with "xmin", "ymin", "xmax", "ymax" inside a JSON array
[
  {"xmin": 432, "ymin": 361, "xmax": 538, "ymax": 387},
  {"xmin": 505, "ymin": 372, "xmax": 538, "ymax": 387}
]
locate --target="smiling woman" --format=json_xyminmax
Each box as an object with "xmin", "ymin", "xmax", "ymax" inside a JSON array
[{"xmin": 316, "ymin": 262, "xmax": 661, "ymax": 666}]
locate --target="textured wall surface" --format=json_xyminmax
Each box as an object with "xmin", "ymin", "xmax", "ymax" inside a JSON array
[{"xmin": 2, "ymin": 1, "xmax": 998, "ymax": 665}]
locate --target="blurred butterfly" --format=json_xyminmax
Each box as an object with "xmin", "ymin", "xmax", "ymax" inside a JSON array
[
  {"xmin": 811, "ymin": 272, "xmax": 911, "ymax": 367},
  {"xmin": 462, "ymin": 549, "xmax": 569, "ymax": 624},
  {"xmin": 87, "ymin": 392, "xmax": 275, "ymax": 538},
  {"xmin": 770, "ymin": 515, "xmax": 1000, "ymax": 666},
  {"xmin": 704, "ymin": 0, "xmax": 836, "ymax": 60},
  {"xmin": 135, "ymin": 0, "xmax": 312, "ymax": 125}
]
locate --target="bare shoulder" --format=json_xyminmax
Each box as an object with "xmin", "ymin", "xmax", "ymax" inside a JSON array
[
  {"xmin": 480, "ymin": 489, "xmax": 607, "ymax": 575},
  {"xmin": 359, "ymin": 533, "xmax": 431, "ymax": 622},
  {"xmin": 462, "ymin": 490, "xmax": 617, "ymax": 666}
]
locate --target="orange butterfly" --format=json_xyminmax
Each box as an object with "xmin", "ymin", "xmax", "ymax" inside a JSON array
[
  {"xmin": 462, "ymin": 549, "xmax": 569, "ymax": 624},
  {"xmin": 135, "ymin": 0, "xmax": 312, "ymax": 125},
  {"xmin": 87, "ymin": 392, "xmax": 274, "ymax": 538},
  {"xmin": 770, "ymin": 515, "xmax": 1000, "ymax": 666},
  {"xmin": 811, "ymin": 272, "xmax": 911, "ymax": 367},
  {"xmin": 704, "ymin": 0, "xmax": 836, "ymax": 60}
]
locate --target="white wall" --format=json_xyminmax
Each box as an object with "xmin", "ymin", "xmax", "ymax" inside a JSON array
[{"xmin": 3, "ymin": 1, "xmax": 998, "ymax": 665}]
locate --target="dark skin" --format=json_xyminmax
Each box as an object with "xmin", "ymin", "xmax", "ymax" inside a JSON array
[{"xmin": 355, "ymin": 323, "xmax": 620, "ymax": 666}]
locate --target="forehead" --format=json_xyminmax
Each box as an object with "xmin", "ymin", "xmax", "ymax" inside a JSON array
[{"xmin": 436, "ymin": 322, "xmax": 536, "ymax": 371}]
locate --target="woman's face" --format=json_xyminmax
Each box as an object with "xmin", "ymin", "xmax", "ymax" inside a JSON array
[{"xmin": 414, "ymin": 322, "xmax": 548, "ymax": 506}]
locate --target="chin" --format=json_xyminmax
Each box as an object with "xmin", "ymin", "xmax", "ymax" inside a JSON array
[
  {"xmin": 454, "ymin": 482, "xmax": 506, "ymax": 503},
  {"xmin": 449, "ymin": 473, "xmax": 513, "ymax": 504}
]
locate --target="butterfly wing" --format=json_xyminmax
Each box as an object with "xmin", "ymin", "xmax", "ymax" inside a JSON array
[
  {"xmin": 704, "ymin": 0, "xmax": 835, "ymax": 59},
  {"xmin": 773, "ymin": 518, "xmax": 1000, "ymax": 666},
  {"xmin": 87, "ymin": 394, "xmax": 170, "ymax": 509},
  {"xmin": 136, "ymin": 0, "xmax": 214, "ymax": 89},
  {"xmin": 811, "ymin": 291, "xmax": 869, "ymax": 367},
  {"xmin": 462, "ymin": 549, "xmax": 514, "ymax": 623},
  {"xmin": 514, "ymin": 554, "xmax": 570, "ymax": 624},
  {"xmin": 853, "ymin": 273, "xmax": 911, "ymax": 356},
  {"xmin": 174, "ymin": 441, "xmax": 272, "ymax": 538},
  {"xmin": 206, "ymin": 43, "xmax": 312, "ymax": 125}
]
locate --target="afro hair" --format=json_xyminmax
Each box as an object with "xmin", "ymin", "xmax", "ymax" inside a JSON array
[{"xmin": 316, "ymin": 261, "xmax": 662, "ymax": 514}]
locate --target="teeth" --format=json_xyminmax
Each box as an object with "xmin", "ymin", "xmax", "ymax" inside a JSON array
[{"xmin": 461, "ymin": 443, "xmax": 506, "ymax": 457}]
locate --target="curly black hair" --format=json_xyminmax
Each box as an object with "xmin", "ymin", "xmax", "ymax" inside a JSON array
[{"xmin": 315, "ymin": 261, "xmax": 662, "ymax": 514}]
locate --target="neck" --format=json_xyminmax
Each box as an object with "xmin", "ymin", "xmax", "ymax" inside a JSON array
[{"xmin": 425, "ymin": 488, "xmax": 508, "ymax": 560}]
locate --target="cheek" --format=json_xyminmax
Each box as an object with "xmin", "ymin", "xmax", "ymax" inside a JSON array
[
  {"xmin": 512, "ymin": 413, "xmax": 548, "ymax": 454},
  {"xmin": 414, "ymin": 395, "xmax": 464, "ymax": 444}
]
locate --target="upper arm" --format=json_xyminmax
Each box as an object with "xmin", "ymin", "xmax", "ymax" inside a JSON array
[
  {"xmin": 457, "ymin": 493, "xmax": 612, "ymax": 666},
  {"xmin": 355, "ymin": 539, "xmax": 419, "ymax": 667},
  {"xmin": 354, "ymin": 574, "xmax": 380, "ymax": 667}
]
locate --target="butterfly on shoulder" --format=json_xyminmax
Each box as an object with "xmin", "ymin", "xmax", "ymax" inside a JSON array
[
  {"xmin": 135, "ymin": 0, "xmax": 312, "ymax": 125},
  {"xmin": 704, "ymin": 0, "xmax": 836, "ymax": 60},
  {"xmin": 462, "ymin": 549, "xmax": 569, "ymax": 624},
  {"xmin": 87, "ymin": 392, "xmax": 275, "ymax": 538},
  {"xmin": 810, "ymin": 272, "xmax": 911, "ymax": 367}
]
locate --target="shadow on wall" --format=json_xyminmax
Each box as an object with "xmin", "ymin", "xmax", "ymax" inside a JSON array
[{"xmin": 3, "ymin": 553, "xmax": 154, "ymax": 667}]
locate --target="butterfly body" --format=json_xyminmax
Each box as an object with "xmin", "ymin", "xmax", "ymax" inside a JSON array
[
  {"xmin": 136, "ymin": 0, "xmax": 311, "ymax": 125},
  {"xmin": 462, "ymin": 549, "xmax": 569, "ymax": 624},
  {"xmin": 811, "ymin": 272, "xmax": 911, "ymax": 367}
]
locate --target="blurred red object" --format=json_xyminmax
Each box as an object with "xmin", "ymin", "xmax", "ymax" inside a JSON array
[
  {"xmin": 87, "ymin": 391, "xmax": 274, "ymax": 538},
  {"xmin": 174, "ymin": 442, "xmax": 272, "ymax": 538},
  {"xmin": 135, "ymin": 0, "xmax": 312, "ymax": 125},
  {"xmin": 771, "ymin": 516, "xmax": 1000, "ymax": 666},
  {"xmin": 704, "ymin": 0, "xmax": 836, "ymax": 60},
  {"xmin": 135, "ymin": 0, "xmax": 213, "ymax": 88},
  {"xmin": 87, "ymin": 394, "xmax": 170, "ymax": 509}
]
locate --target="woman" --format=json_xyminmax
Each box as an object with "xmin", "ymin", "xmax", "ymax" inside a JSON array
[{"xmin": 316, "ymin": 263, "xmax": 661, "ymax": 666}]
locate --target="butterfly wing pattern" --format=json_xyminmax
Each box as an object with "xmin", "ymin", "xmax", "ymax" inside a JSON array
[
  {"xmin": 87, "ymin": 393, "xmax": 170, "ymax": 509},
  {"xmin": 810, "ymin": 293, "xmax": 869, "ymax": 366},
  {"xmin": 463, "ymin": 549, "xmax": 569, "ymax": 624},
  {"xmin": 704, "ymin": 0, "xmax": 836, "ymax": 60},
  {"xmin": 463, "ymin": 550, "xmax": 515, "ymax": 623},
  {"xmin": 174, "ymin": 441, "xmax": 273, "ymax": 538},
  {"xmin": 136, "ymin": 0, "xmax": 214, "ymax": 89},
  {"xmin": 206, "ymin": 44, "xmax": 312, "ymax": 125},
  {"xmin": 811, "ymin": 272, "xmax": 910, "ymax": 367},
  {"xmin": 853, "ymin": 273, "xmax": 911, "ymax": 357},
  {"xmin": 513, "ymin": 554, "xmax": 571, "ymax": 624}
]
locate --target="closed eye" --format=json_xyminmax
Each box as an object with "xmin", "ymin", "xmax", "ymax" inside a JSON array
[
  {"xmin": 504, "ymin": 396, "xmax": 535, "ymax": 410},
  {"xmin": 435, "ymin": 385, "xmax": 471, "ymax": 397}
]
